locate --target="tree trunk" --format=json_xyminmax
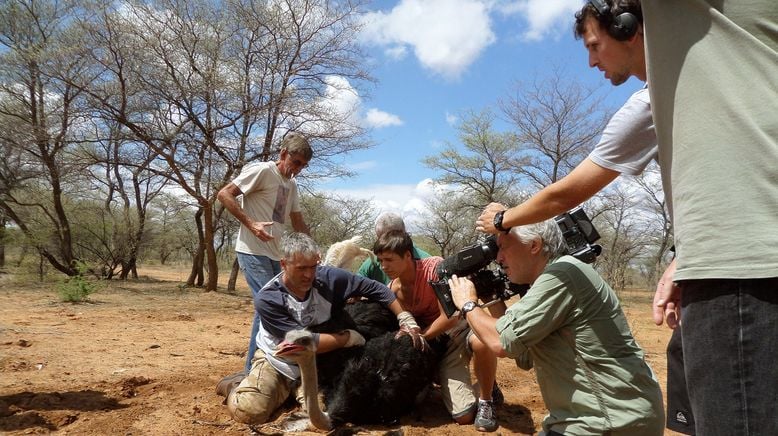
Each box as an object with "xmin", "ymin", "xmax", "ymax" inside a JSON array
[
  {"xmin": 188, "ymin": 250, "xmax": 204, "ymax": 287},
  {"xmin": 0, "ymin": 217, "xmax": 5, "ymax": 269},
  {"xmin": 202, "ymin": 202, "xmax": 219, "ymax": 292},
  {"xmin": 38, "ymin": 254, "xmax": 45, "ymax": 281},
  {"xmin": 187, "ymin": 208, "xmax": 205, "ymax": 287},
  {"xmin": 227, "ymin": 257, "xmax": 240, "ymax": 293}
]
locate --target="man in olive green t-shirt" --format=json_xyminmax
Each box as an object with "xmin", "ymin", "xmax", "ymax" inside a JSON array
[{"xmin": 644, "ymin": 1, "xmax": 778, "ymax": 433}]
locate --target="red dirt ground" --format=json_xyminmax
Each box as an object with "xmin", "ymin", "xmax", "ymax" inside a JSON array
[{"xmin": 0, "ymin": 266, "xmax": 682, "ymax": 435}]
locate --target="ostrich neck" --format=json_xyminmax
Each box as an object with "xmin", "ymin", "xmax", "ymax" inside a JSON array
[{"xmin": 299, "ymin": 358, "xmax": 331, "ymax": 430}]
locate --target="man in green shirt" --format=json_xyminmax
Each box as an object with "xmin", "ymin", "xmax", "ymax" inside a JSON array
[
  {"xmin": 357, "ymin": 212, "xmax": 430, "ymax": 284},
  {"xmin": 448, "ymin": 218, "xmax": 664, "ymax": 435}
]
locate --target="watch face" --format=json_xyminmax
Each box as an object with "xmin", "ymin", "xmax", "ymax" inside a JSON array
[{"xmin": 494, "ymin": 210, "xmax": 505, "ymax": 231}]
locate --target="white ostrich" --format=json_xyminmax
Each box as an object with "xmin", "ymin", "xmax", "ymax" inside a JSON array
[
  {"xmin": 323, "ymin": 235, "xmax": 374, "ymax": 270},
  {"xmin": 274, "ymin": 329, "xmax": 332, "ymax": 431}
]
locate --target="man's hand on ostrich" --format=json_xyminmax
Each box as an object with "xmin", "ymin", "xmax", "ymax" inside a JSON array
[{"xmin": 395, "ymin": 311, "xmax": 428, "ymax": 351}]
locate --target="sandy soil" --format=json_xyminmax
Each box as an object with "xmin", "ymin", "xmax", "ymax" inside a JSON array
[{"xmin": 0, "ymin": 266, "xmax": 681, "ymax": 435}]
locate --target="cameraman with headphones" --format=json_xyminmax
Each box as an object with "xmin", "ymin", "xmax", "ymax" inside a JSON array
[
  {"xmin": 477, "ymin": 1, "xmax": 695, "ymax": 434},
  {"xmin": 447, "ymin": 219, "xmax": 664, "ymax": 435},
  {"xmin": 477, "ymin": 0, "xmax": 651, "ymax": 234}
]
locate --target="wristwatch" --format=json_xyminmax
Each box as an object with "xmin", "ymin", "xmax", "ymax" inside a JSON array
[
  {"xmin": 493, "ymin": 210, "xmax": 511, "ymax": 233},
  {"xmin": 460, "ymin": 300, "xmax": 479, "ymax": 318}
]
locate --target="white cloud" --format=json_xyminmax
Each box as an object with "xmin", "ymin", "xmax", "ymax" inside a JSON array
[
  {"xmin": 365, "ymin": 108, "xmax": 404, "ymax": 128},
  {"xmin": 299, "ymin": 75, "xmax": 401, "ymax": 132},
  {"xmin": 498, "ymin": 0, "xmax": 581, "ymax": 41},
  {"xmin": 321, "ymin": 75, "xmax": 362, "ymax": 124},
  {"xmin": 385, "ymin": 45, "xmax": 408, "ymax": 60},
  {"xmin": 324, "ymin": 178, "xmax": 437, "ymax": 229},
  {"xmin": 445, "ymin": 111, "xmax": 458, "ymax": 126},
  {"xmin": 361, "ymin": 0, "xmax": 496, "ymax": 80},
  {"xmin": 347, "ymin": 160, "xmax": 379, "ymax": 171}
]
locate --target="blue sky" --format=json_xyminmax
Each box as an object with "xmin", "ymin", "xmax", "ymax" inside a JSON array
[{"xmin": 317, "ymin": 0, "xmax": 644, "ymax": 221}]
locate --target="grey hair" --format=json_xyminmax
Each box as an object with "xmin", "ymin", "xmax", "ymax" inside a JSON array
[
  {"xmin": 374, "ymin": 212, "xmax": 406, "ymax": 236},
  {"xmin": 510, "ymin": 219, "xmax": 569, "ymax": 260},
  {"xmin": 281, "ymin": 131, "xmax": 313, "ymax": 160},
  {"xmin": 281, "ymin": 232, "xmax": 320, "ymax": 260}
]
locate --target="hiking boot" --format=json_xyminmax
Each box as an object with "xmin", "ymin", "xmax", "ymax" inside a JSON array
[
  {"xmin": 216, "ymin": 370, "xmax": 247, "ymax": 399},
  {"xmin": 491, "ymin": 382, "xmax": 504, "ymax": 407},
  {"xmin": 474, "ymin": 400, "xmax": 498, "ymax": 432}
]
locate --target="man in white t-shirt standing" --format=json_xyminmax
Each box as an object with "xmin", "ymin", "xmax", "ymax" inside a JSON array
[{"xmin": 217, "ymin": 132, "xmax": 312, "ymax": 374}]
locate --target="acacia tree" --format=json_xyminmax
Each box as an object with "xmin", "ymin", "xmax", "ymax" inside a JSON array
[
  {"xmin": 499, "ymin": 68, "xmax": 610, "ymax": 187},
  {"xmin": 300, "ymin": 192, "xmax": 376, "ymax": 248},
  {"xmin": 76, "ymin": 126, "xmax": 169, "ymax": 279},
  {"xmin": 145, "ymin": 192, "xmax": 198, "ymax": 265},
  {"xmin": 0, "ymin": 0, "xmax": 94, "ymax": 276},
  {"xmin": 416, "ymin": 186, "xmax": 483, "ymax": 258},
  {"xmin": 592, "ymin": 183, "xmax": 652, "ymax": 290},
  {"xmin": 70, "ymin": 0, "xmax": 373, "ymax": 290},
  {"xmin": 633, "ymin": 165, "xmax": 673, "ymax": 287},
  {"xmin": 423, "ymin": 109, "xmax": 524, "ymax": 211}
]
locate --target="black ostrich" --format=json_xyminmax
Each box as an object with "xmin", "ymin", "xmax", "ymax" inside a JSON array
[{"xmin": 291, "ymin": 300, "xmax": 447, "ymax": 428}]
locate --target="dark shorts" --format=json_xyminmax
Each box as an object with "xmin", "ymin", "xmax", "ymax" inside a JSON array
[
  {"xmin": 681, "ymin": 277, "xmax": 778, "ymax": 435},
  {"xmin": 665, "ymin": 327, "xmax": 695, "ymax": 434}
]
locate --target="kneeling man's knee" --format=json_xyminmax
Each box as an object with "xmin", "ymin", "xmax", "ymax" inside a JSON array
[{"xmin": 227, "ymin": 387, "xmax": 274, "ymax": 424}]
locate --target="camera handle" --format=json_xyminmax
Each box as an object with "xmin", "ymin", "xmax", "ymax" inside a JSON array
[{"xmin": 479, "ymin": 299, "xmax": 503, "ymax": 310}]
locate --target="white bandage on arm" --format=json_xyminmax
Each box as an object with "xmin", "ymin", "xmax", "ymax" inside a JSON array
[
  {"xmin": 397, "ymin": 311, "xmax": 419, "ymax": 330},
  {"xmin": 343, "ymin": 329, "xmax": 365, "ymax": 347}
]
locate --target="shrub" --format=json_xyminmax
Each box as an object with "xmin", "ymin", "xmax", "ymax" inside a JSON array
[{"xmin": 58, "ymin": 262, "xmax": 99, "ymax": 302}]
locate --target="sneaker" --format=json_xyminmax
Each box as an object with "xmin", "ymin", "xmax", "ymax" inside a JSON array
[
  {"xmin": 474, "ymin": 400, "xmax": 498, "ymax": 432},
  {"xmin": 491, "ymin": 382, "xmax": 504, "ymax": 407}
]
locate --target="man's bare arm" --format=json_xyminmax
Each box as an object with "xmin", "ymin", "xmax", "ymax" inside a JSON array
[{"xmin": 477, "ymin": 158, "xmax": 619, "ymax": 233}]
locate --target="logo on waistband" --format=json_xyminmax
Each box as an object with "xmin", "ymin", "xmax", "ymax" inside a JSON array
[{"xmin": 674, "ymin": 410, "xmax": 689, "ymax": 425}]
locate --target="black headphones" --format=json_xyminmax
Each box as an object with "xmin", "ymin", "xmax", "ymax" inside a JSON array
[{"xmin": 588, "ymin": 0, "xmax": 639, "ymax": 41}]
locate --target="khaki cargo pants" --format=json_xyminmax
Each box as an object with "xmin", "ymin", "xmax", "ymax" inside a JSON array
[
  {"xmin": 440, "ymin": 326, "xmax": 478, "ymax": 420},
  {"xmin": 227, "ymin": 349, "xmax": 303, "ymax": 424}
]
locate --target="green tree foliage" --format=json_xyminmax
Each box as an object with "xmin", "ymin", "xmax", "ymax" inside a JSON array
[
  {"xmin": 423, "ymin": 109, "xmax": 524, "ymax": 211},
  {"xmin": 145, "ymin": 192, "xmax": 202, "ymax": 265},
  {"xmin": 0, "ymin": 0, "xmax": 93, "ymax": 276}
]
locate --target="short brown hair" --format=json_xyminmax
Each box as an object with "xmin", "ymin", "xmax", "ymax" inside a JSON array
[{"xmin": 373, "ymin": 230, "xmax": 413, "ymax": 257}]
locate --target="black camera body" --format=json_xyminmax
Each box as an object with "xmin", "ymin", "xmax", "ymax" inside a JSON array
[
  {"xmin": 431, "ymin": 207, "xmax": 602, "ymax": 318},
  {"xmin": 430, "ymin": 235, "xmax": 529, "ymax": 318},
  {"xmin": 554, "ymin": 206, "xmax": 602, "ymax": 264}
]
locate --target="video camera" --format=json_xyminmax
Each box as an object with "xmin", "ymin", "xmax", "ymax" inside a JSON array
[
  {"xmin": 431, "ymin": 206, "xmax": 602, "ymax": 318},
  {"xmin": 554, "ymin": 206, "xmax": 602, "ymax": 263},
  {"xmin": 430, "ymin": 235, "xmax": 528, "ymax": 318}
]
